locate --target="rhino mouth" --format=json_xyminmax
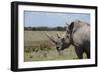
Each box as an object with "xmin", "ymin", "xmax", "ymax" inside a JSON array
[{"xmin": 56, "ymin": 47, "xmax": 63, "ymax": 55}]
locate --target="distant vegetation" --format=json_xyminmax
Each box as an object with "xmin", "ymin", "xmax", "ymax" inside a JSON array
[{"xmin": 24, "ymin": 26, "xmax": 66, "ymax": 31}]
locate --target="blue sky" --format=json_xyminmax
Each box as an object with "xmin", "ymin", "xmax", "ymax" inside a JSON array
[{"xmin": 24, "ymin": 11, "xmax": 90, "ymax": 27}]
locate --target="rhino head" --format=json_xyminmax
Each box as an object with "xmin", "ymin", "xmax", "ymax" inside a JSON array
[{"xmin": 45, "ymin": 23, "xmax": 73, "ymax": 54}]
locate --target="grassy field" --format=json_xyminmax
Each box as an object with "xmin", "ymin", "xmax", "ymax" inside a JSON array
[{"xmin": 24, "ymin": 31, "xmax": 87, "ymax": 62}]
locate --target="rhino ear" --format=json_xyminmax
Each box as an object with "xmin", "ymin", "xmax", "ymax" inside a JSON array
[
  {"xmin": 65, "ymin": 22, "xmax": 69, "ymax": 31},
  {"xmin": 66, "ymin": 22, "xmax": 69, "ymax": 26},
  {"xmin": 68, "ymin": 22, "xmax": 74, "ymax": 31}
]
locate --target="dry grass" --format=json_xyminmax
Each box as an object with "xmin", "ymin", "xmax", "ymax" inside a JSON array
[{"xmin": 24, "ymin": 31, "xmax": 87, "ymax": 62}]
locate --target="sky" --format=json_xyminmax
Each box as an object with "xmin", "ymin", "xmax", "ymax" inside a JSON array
[{"xmin": 24, "ymin": 11, "xmax": 90, "ymax": 27}]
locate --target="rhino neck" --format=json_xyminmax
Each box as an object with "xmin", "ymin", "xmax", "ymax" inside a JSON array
[{"xmin": 70, "ymin": 31, "xmax": 74, "ymax": 46}]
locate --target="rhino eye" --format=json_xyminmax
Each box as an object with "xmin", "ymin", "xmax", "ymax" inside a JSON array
[
  {"xmin": 61, "ymin": 38, "xmax": 65, "ymax": 42},
  {"xmin": 62, "ymin": 38, "xmax": 64, "ymax": 41},
  {"xmin": 67, "ymin": 30, "xmax": 70, "ymax": 33}
]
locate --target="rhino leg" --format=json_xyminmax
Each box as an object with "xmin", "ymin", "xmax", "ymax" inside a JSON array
[
  {"xmin": 84, "ymin": 47, "xmax": 90, "ymax": 59},
  {"xmin": 87, "ymin": 52, "xmax": 90, "ymax": 59},
  {"xmin": 85, "ymin": 50, "xmax": 90, "ymax": 59},
  {"xmin": 75, "ymin": 47, "xmax": 84, "ymax": 59}
]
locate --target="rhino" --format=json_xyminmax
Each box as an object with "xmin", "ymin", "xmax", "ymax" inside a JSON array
[{"xmin": 45, "ymin": 20, "xmax": 90, "ymax": 59}]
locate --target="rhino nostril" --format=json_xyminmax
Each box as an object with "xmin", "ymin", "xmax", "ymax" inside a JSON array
[{"xmin": 56, "ymin": 47, "xmax": 59, "ymax": 49}]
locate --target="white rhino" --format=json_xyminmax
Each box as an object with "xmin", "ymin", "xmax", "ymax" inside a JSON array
[{"xmin": 45, "ymin": 20, "xmax": 90, "ymax": 59}]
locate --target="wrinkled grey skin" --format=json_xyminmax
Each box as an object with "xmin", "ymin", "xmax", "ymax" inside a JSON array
[
  {"xmin": 45, "ymin": 20, "xmax": 90, "ymax": 59},
  {"xmin": 65, "ymin": 20, "xmax": 90, "ymax": 59}
]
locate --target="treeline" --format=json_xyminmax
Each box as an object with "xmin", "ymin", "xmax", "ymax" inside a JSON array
[{"xmin": 24, "ymin": 26, "xmax": 66, "ymax": 31}]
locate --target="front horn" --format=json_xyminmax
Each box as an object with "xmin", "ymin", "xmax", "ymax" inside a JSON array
[{"xmin": 44, "ymin": 32, "xmax": 57, "ymax": 44}]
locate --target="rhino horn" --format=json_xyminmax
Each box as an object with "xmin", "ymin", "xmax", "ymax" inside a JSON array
[{"xmin": 45, "ymin": 32, "xmax": 57, "ymax": 44}]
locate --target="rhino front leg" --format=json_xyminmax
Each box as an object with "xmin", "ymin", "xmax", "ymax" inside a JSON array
[
  {"xmin": 75, "ymin": 47, "xmax": 83, "ymax": 59},
  {"xmin": 85, "ymin": 50, "xmax": 90, "ymax": 59}
]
